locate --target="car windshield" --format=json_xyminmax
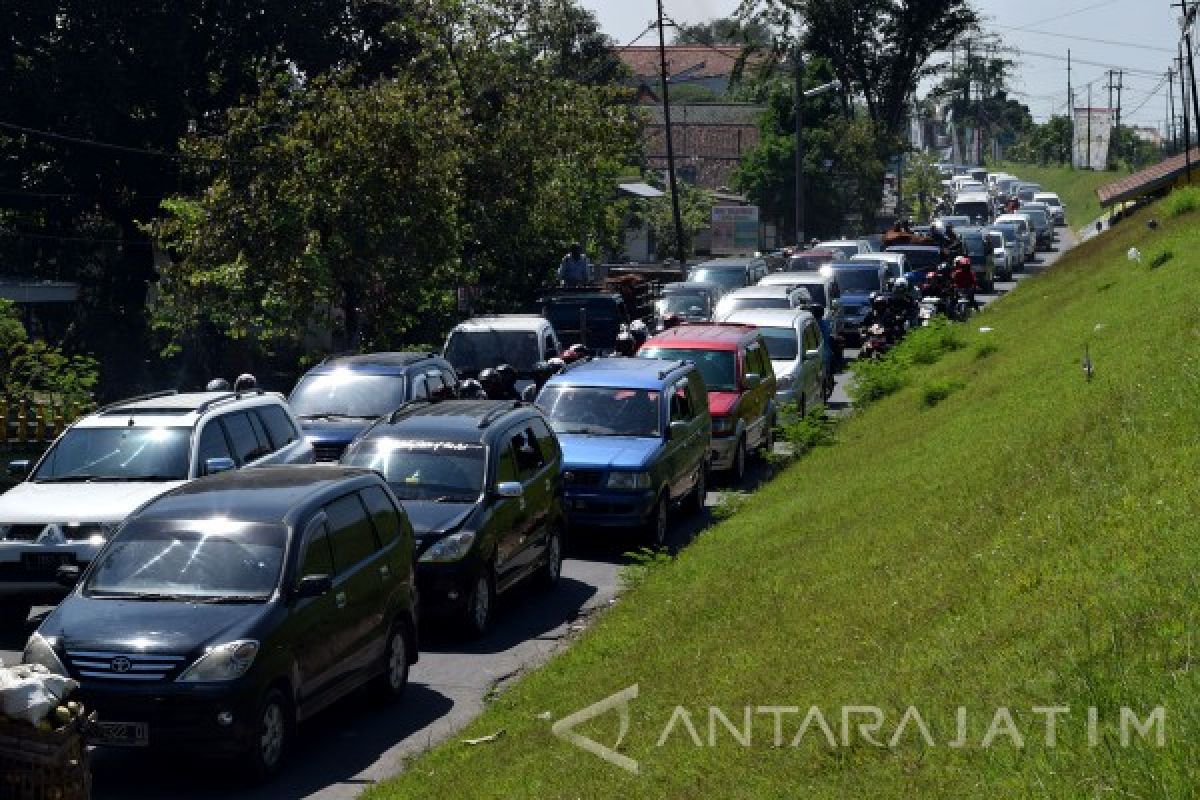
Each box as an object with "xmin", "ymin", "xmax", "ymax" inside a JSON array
[
  {"xmin": 818, "ymin": 244, "xmax": 858, "ymax": 259},
  {"xmin": 786, "ymin": 255, "xmax": 831, "ymax": 271},
  {"xmin": 657, "ymin": 294, "xmax": 711, "ymax": 318},
  {"xmin": 953, "ymin": 202, "xmax": 990, "ymax": 222},
  {"xmin": 290, "ymin": 372, "xmax": 405, "ymax": 420},
  {"xmin": 539, "ymin": 386, "xmax": 661, "ymax": 437},
  {"xmin": 759, "ymin": 327, "xmax": 799, "ymax": 361},
  {"xmin": 445, "ymin": 329, "xmax": 541, "ymax": 374},
  {"xmin": 84, "ymin": 522, "xmax": 285, "ymax": 601},
  {"xmin": 640, "ymin": 347, "xmax": 736, "ymax": 392},
  {"xmin": 831, "ymin": 269, "xmax": 881, "ymax": 292},
  {"xmin": 343, "ymin": 440, "xmax": 485, "ymax": 501},
  {"xmin": 990, "ymin": 225, "xmax": 1018, "ymax": 243},
  {"xmin": 891, "ymin": 249, "xmax": 941, "ymax": 269},
  {"xmin": 33, "ymin": 426, "xmax": 191, "ymax": 482},
  {"xmin": 1037, "ymin": 196, "xmax": 1062, "ymax": 207},
  {"xmin": 724, "ymin": 296, "xmax": 790, "ymax": 313},
  {"xmin": 961, "ymin": 234, "xmax": 986, "ymax": 257},
  {"xmin": 689, "ymin": 268, "xmax": 746, "ymax": 291}
]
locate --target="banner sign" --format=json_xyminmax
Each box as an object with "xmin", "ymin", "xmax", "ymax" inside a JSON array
[{"xmin": 1073, "ymin": 107, "xmax": 1116, "ymax": 169}]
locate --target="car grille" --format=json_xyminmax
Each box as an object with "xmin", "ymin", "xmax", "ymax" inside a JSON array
[
  {"xmin": 312, "ymin": 442, "xmax": 347, "ymax": 462},
  {"xmin": 65, "ymin": 650, "xmax": 188, "ymax": 682},
  {"xmin": 4, "ymin": 524, "xmax": 45, "ymax": 541},
  {"xmin": 2, "ymin": 523, "xmax": 108, "ymax": 542},
  {"xmin": 563, "ymin": 469, "xmax": 605, "ymax": 488}
]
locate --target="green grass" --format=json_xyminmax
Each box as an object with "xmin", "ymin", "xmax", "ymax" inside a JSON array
[
  {"xmin": 368, "ymin": 192, "xmax": 1200, "ymax": 799},
  {"xmin": 994, "ymin": 161, "xmax": 1123, "ymax": 231}
]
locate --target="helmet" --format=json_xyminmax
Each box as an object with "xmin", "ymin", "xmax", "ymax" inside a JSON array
[
  {"xmin": 954, "ymin": 256, "xmax": 971, "ymax": 269},
  {"xmin": 870, "ymin": 292, "xmax": 888, "ymax": 312},
  {"xmin": 533, "ymin": 360, "xmax": 555, "ymax": 381},
  {"xmin": 205, "ymin": 378, "xmax": 230, "ymax": 392},
  {"xmin": 629, "ymin": 319, "xmax": 649, "ymax": 346},
  {"xmin": 233, "ymin": 373, "xmax": 257, "ymax": 391},
  {"xmin": 614, "ymin": 329, "xmax": 636, "ymax": 357},
  {"xmin": 546, "ymin": 357, "xmax": 566, "ymax": 374},
  {"xmin": 931, "ymin": 219, "xmax": 945, "ymax": 235},
  {"xmin": 459, "ymin": 378, "xmax": 484, "ymax": 399},
  {"xmin": 496, "ymin": 364, "xmax": 517, "ymax": 388},
  {"xmin": 479, "ymin": 367, "xmax": 500, "ymax": 387},
  {"xmin": 561, "ymin": 344, "xmax": 590, "ymax": 364},
  {"xmin": 894, "ymin": 278, "xmax": 909, "ymax": 290}
]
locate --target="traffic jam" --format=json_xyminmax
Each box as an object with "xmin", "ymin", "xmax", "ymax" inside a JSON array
[{"xmin": 0, "ymin": 165, "xmax": 1065, "ymax": 782}]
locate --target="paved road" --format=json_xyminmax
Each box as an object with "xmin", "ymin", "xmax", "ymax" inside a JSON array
[{"xmin": 0, "ymin": 226, "xmax": 1077, "ymax": 800}]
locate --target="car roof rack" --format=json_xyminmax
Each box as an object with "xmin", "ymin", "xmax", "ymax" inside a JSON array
[
  {"xmin": 657, "ymin": 360, "xmax": 689, "ymax": 380},
  {"xmin": 194, "ymin": 392, "xmax": 240, "ymax": 414},
  {"xmin": 387, "ymin": 398, "xmax": 436, "ymax": 424},
  {"xmin": 95, "ymin": 389, "xmax": 179, "ymax": 414},
  {"xmin": 478, "ymin": 401, "xmax": 525, "ymax": 429}
]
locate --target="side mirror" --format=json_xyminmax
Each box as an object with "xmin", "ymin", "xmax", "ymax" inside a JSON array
[
  {"xmin": 743, "ymin": 373, "xmax": 762, "ymax": 390},
  {"xmin": 55, "ymin": 564, "xmax": 81, "ymax": 588},
  {"xmin": 294, "ymin": 574, "xmax": 332, "ymax": 599},
  {"xmin": 495, "ymin": 481, "xmax": 524, "ymax": 499},
  {"xmin": 668, "ymin": 420, "xmax": 690, "ymax": 440},
  {"xmin": 804, "ymin": 348, "xmax": 822, "ymax": 361},
  {"xmin": 7, "ymin": 459, "xmax": 30, "ymax": 478},
  {"xmin": 204, "ymin": 457, "xmax": 236, "ymax": 476}
]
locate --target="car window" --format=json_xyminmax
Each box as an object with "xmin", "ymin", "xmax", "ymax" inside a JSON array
[
  {"xmin": 220, "ymin": 412, "xmax": 270, "ymax": 465},
  {"xmin": 803, "ymin": 323, "xmax": 821, "ymax": 352},
  {"xmin": 360, "ymin": 486, "xmax": 402, "ymax": 547},
  {"xmin": 494, "ymin": 441, "xmax": 519, "ymax": 485},
  {"xmin": 196, "ymin": 422, "xmax": 233, "ymax": 471},
  {"xmin": 440, "ymin": 368, "xmax": 459, "ymax": 395},
  {"xmin": 425, "ymin": 371, "xmax": 449, "ymax": 401},
  {"xmin": 670, "ymin": 380, "xmax": 694, "ymax": 422},
  {"xmin": 744, "ymin": 343, "xmax": 766, "ymax": 379},
  {"xmin": 528, "ymin": 417, "xmax": 560, "ymax": 462},
  {"xmin": 411, "ymin": 376, "xmax": 429, "ymax": 401},
  {"xmin": 511, "ymin": 427, "xmax": 546, "ymax": 481},
  {"xmin": 298, "ymin": 519, "xmax": 334, "ymax": 578},
  {"xmin": 257, "ymin": 405, "xmax": 299, "ymax": 448},
  {"xmin": 247, "ymin": 411, "xmax": 274, "ymax": 455},
  {"xmin": 324, "ymin": 494, "xmax": 380, "ymax": 573}
]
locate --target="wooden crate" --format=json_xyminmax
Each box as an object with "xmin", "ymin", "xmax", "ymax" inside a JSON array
[{"xmin": 0, "ymin": 715, "xmax": 92, "ymax": 800}]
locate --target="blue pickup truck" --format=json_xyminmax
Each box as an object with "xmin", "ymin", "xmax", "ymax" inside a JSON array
[{"xmin": 536, "ymin": 358, "xmax": 711, "ymax": 546}]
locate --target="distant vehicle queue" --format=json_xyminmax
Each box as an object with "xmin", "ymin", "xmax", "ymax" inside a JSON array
[{"xmin": 3, "ymin": 166, "xmax": 1058, "ymax": 779}]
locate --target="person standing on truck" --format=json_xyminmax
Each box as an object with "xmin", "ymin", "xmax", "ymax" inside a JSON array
[{"xmin": 558, "ymin": 243, "xmax": 592, "ymax": 287}]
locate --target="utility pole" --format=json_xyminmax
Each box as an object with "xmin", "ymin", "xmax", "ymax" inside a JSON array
[
  {"xmin": 794, "ymin": 48, "xmax": 806, "ymax": 245},
  {"xmin": 1068, "ymin": 50, "xmax": 1074, "ymax": 165},
  {"xmin": 1087, "ymin": 83, "xmax": 1093, "ymax": 169},
  {"xmin": 1181, "ymin": 45, "xmax": 1193, "ymax": 179},
  {"xmin": 1169, "ymin": 67, "xmax": 1178, "ymax": 153},
  {"xmin": 655, "ymin": 0, "xmax": 686, "ymax": 266},
  {"xmin": 1115, "ymin": 71, "xmax": 1124, "ymax": 167}
]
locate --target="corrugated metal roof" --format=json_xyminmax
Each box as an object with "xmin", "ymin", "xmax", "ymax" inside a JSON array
[
  {"xmin": 618, "ymin": 182, "xmax": 665, "ymax": 199},
  {"xmin": 1097, "ymin": 148, "xmax": 1200, "ymax": 207}
]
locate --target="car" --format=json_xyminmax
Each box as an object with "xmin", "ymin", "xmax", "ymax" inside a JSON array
[
  {"xmin": 881, "ymin": 245, "xmax": 943, "ymax": 284},
  {"xmin": 538, "ymin": 288, "xmax": 648, "ymax": 354},
  {"xmin": 851, "ymin": 252, "xmax": 908, "ymax": 285},
  {"xmin": 956, "ymin": 227, "xmax": 996, "ymax": 291},
  {"xmin": 0, "ymin": 390, "xmax": 314, "ymax": 630},
  {"xmin": 995, "ymin": 214, "xmax": 1036, "ymax": 261},
  {"xmin": 290, "ymin": 352, "xmax": 459, "ymax": 462},
  {"xmin": 987, "ymin": 222, "xmax": 1024, "ymax": 272},
  {"xmin": 952, "ymin": 191, "xmax": 992, "ymax": 225},
  {"xmin": 722, "ymin": 308, "xmax": 825, "ymax": 416},
  {"xmin": 688, "ymin": 258, "xmax": 768, "ymax": 295},
  {"xmin": 655, "ymin": 282, "xmax": 721, "ymax": 328},
  {"xmin": 828, "ymin": 263, "xmax": 887, "ymax": 344},
  {"xmin": 340, "ymin": 399, "xmax": 563, "ymax": 635},
  {"xmin": 757, "ymin": 272, "xmax": 844, "ymax": 340},
  {"xmin": 23, "ymin": 465, "xmax": 418, "ymax": 777},
  {"xmin": 639, "ymin": 324, "xmax": 776, "ymax": 482},
  {"xmin": 537, "ymin": 359, "xmax": 710, "ymax": 545},
  {"xmin": 815, "ymin": 239, "xmax": 873, "ymax": 259},
  {"xmin": 1033, "ymin": 192, "xmax": 1066, "ymax": 226},
  {"xmin": 1016, "ymin": 204, "xmax": 1054, "ymax": 250},
  {"xmin": 443, "ymin": 315, "xmax": 562, "ymax": 391},
  {"xmin": 782, "ymin": 249, "xmax": 837, "ymax": 272},
  {"xmin": 985, "ymin": 228, "xmax": 1013, "ymax": 281},
  {"xmin": 713, "ymin": 286, "xmax": 811, "ymax": 321},
  {"xmin": 1016, "ymin": 182, "xmax": 1043, "ymax": 204}
]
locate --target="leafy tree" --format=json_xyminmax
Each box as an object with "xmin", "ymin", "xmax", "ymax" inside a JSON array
[
  {"xmin": 1009, "ymin": 116, "xmax": 1072, "ymax": 166},
  {"xmin": 0, "ymin": 300, "xmax": 97, "ymax": 405},
  {"xmin": 673, "ymin": 17, "xmax": 774, "ymax": 48},
  {"xmin": 646, "ymin": 183, "xmax": 714, "ymax": 260},
  {"xmin": 898, "ymin": 150, "xmax": 944, "ymax": 222}
]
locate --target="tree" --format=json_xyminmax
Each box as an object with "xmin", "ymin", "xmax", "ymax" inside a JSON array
[
  {"xmin": 1009, "ymin": 116, "xmax": 1072, "ymax": 166},
  {"xmin": 0, "ymin": 300, "xmax": 97, "ymax": 405},
  {"xmin": 738, "ymin": 0, "xmax": 978, "ymax": 151},
  {"xmin": 646, "ymin": 183, "xmax": 713, "ymax": 260},
  {"xmin": 898, "ymin": 150, "xmax": 944, "ymax": 222},
  {"xmin": 674, "ymin": 17, "xmax": 774, "ymax": 48}
]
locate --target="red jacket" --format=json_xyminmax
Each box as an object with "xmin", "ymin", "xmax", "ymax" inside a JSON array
[{"xmin": 952, "ymin": 266, "xmax": 977, "ymax": 289}]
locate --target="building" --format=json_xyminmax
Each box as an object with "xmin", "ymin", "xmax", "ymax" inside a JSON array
[
  {"xmin": 641, "ymin": 104, "xmax": 763, "ymax": 190},
  {"xmin": 619, "ymin": 45, "xmax": 748, "ymax": 98}
]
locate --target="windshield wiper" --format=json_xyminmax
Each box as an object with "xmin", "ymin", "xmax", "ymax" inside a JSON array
[
  {"xmin": 87, "ymin": 475, "xmax": 180, "ymax": 482},
  {"xmin": 191, "ymin": 595, "xmax": 269, "ymax": 604},
  {"xmin": 36, "ymin": 474, "xmax": 105, "ymax": 483},
  {"xmin": 299, "ymin": 413, "xmax": 377, "ymax": 421}
]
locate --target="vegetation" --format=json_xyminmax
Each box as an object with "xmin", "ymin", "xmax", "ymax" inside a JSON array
[
  {"xmin": 367, "ymin": 189, "xmax": 1200, "ymax": 798},
  {"xmin": 847, "ymin": 317, "xmax": 963, "ymax": 407},
  {"xmin": 1162, "ymin": 186, "xmax": 1200, "ymax": 217},
  {"xmin": 0, "ymin": 300, "xmax": 97, "ymax": 405}
]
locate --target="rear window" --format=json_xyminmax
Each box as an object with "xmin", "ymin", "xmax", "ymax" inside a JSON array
[{"xmin": 640, "ymin": 347, "xmax": 736, "ymax": 392}]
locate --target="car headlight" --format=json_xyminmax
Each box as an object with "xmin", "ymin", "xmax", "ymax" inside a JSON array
[
  {"xmin": 712, "ymin": 416, "xmax": 735, "ymax": 436},
  {"xmin": 420, "ymin": 530, "xmax": 477, "ymax": 563},
  {"xmin": 23, "ymin": 633, "xmax": 67, "ymax": 675},
  {"xmin": 606, "ymin": 471, "xmax": 652, "ymax": 490},
  {"xmin": 177, "ymin": 640, "xmax": 260, "ymax": 682}
]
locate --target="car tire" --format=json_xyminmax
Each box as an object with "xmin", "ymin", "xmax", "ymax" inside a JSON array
[
  {"xmin": 644, "ymin": 494, "xmax": 669, "ymax": 548},
  {"xmin": 243, "ymin": 688, "xmax": 292, "ymax": 781},
  {"xmin": 461, "ymin": 565, "xmax": 495, "ymax": 638},
  {"xmin": 729, "ymin": 436, "xmax": 747, "ymax": 483},
  {"xmin": 536, "ymin": 526, "xmax": 564, "ymax": 589},
  {"xmin": 0, "ymin": 599, "xmax": 31, "ymax": 632},
  {"xmin": 369, "ymin": 622, "xmax": 411, "ymax": 702},
  {"xmin": 687, "ymin": 465, "xmax": 707, "ymax": 515}
]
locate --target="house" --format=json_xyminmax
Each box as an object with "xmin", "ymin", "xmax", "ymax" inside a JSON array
[
  {"xmin": 619, "ymin": 45, "xmax": 748, "ymax": 98},
  {"xmin": 641, "ymin": 103, "xmax": 764, "ymax": 190}
]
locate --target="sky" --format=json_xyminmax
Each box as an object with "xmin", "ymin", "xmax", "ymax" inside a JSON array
[{"xmin": 579, "ymin": 0, "xmax": 1185, "ymax": 131}]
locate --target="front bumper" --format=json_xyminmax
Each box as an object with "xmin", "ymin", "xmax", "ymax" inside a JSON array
[
  {"xmin": 0, "ymin": 541, "xmax": 103, "ymax": 600},
  {"xmin": 563, "ymin": 489, "xmax": 657, "ymax": 528},
  {"xmin": 415, "ymin": 553, "xmax": 485, "ymax": 617}
]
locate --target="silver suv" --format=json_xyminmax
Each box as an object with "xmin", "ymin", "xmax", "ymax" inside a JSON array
[{"xmin": 0, "ymin": 389, "xmax": 313, "ymax": 629}]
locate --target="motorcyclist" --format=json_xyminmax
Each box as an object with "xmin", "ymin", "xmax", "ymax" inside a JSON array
[
  {"xmin": 522, "ymin": 360, "xmax": 557, "ymax": 401},
  {"xmin": 205, "ymin": 378, "xmax": 230, "ymax": 392},
  {"xmin": 888, "ymin": 278, "xmax": 916, "ymax": 329},
  {"xmin": 495, "ymin": 364, "xmax": 521, "ymax": 400},
  {"xmin": 479, "ymin": 368, "xmax": 507, "ymax": 400},
  {"xmin": 458, "ymin": 378, "xmax": 485, "ymax": 399},
  {"xmin": 628, "ymin": 319, "xmax": 649, "ymax": 351},
  {"xmin": 561, "ymin": 343, "xmax": 591, "ymax": 365},
  {"xmin": 861, "ymin": 292, "xmax": 901, "ymax": 344},
  {"xmin": 809, "ymin": 304, "xmax": 838, "ymax": 397},
  {"xmin": 612, "ymin": 327, "xmax": 637, "ymax": 357},
  {"xmin": 951, "ymin": 255, "xmax": 980, "ymax": 312}
]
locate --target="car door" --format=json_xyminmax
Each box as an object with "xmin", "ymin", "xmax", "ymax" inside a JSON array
[
  {"xmin": 289, "ymin": 514, "xmax": 344, "ymax": 707},
  {"xmin": 667, "ymin": 378, "xmax": 705, "ymax": 499},
  {"xmin": 800, "ymin": 321, "xmax": 823, "ymax": 407},
  {"xmin": 193, "ymin": 420, "xmax": 235, "ymax": 477},
  {"xmin": 489, "ymin": 436, "xmax": 527, "ymax": 586},
  {"xmin": 323, "ymin": 493, "xmax": 386, "ymax": 683},
  {"xmin": 508, "ymin": 424, "xmax": 553, "ymax": 576},
  {"xmin": 741, "ymin": 341, "xmax": 770, "ymax": 448}
]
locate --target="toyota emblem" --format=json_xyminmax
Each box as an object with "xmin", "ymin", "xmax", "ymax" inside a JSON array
[{"xmin": 110, "ymin": 656, "xmax": 132, "ymax": 674}]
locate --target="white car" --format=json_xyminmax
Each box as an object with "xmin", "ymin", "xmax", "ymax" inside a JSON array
[
  {"xmin": 995, "ymin": 214, "xmax": 1036, "ymax": 261},
  {"xmin": 723, "ymin": 308, "xmax": 826, "ymax": 415},
  {"xmin": 758, "ymin": 273, "xmax": 844, "ymax": 340},
  {"xmin": 851, "ymin": 252, "xmax": 908, "ymax": 284},
  {"xmin": 714, "ymin": 286, "xmax": 812, "ymax": 321},
  {"xmin": 1033, "ymin": 192, "xmax": 1066, "ymax": 226},
  {"xmin": 0, "ymin": 390, "xmax": 314, "ymax": 628},
  {"xmin": 815, "ymin": 239, "xmax": 873, "ymax": 259}
]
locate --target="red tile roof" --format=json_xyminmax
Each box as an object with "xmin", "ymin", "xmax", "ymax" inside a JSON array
[
  {"xmin": 1097, "ymin": 148, "xmax": 1200, "ymax": 207},
  {"xmin": 619, "ymin": 45, "xmax": 746, "ymax": 80}
]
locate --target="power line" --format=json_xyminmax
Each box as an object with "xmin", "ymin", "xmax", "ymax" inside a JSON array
[
  {"xmin": 0, "ymin": 229, "xmax": 152, "ymax": 246},
  {"xmin": 988, "ymin": 24, "xmax": 1174, "ymax": 54},
  {"xmin": 0, "ymin": 119, "xmax": 193, "ymax": 162},
  {"xmin": 1003, "ymin": 47, "xmax": 1166, "ymax": 78}
]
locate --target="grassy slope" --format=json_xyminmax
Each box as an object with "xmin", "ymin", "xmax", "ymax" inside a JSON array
[
  {"xmin": 996, "ymin": 162, "xmax": 1122, "ymax": 231},
  {"xmin": 370, "ymin": 201, "xmax": 1200, "ymax": 799}
]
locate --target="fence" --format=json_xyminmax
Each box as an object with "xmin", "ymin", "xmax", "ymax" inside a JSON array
[{"xmin": 0, "ymin": 397, "xmax": 92, "ymax": 451}]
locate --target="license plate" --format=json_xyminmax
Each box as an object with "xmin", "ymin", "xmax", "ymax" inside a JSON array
[
  {"xmin": 93, "ymin": 721, "xmax": 149, "ymax": 747},
  {"xmin": 21, "ymin": 552, "xmax": 72, "ymax": 571}
]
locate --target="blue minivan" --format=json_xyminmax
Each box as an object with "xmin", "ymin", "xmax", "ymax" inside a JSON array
[{"xmin": 536, "ymin": 358, "xmax": 711, "ymax": 546}]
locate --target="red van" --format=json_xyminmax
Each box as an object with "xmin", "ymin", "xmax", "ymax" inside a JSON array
[{"xmin": 639, "ymin": 324, "xmax": 776, "ymax": 481}]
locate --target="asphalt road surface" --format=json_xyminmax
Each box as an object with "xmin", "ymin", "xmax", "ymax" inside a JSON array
[{"xmin": 0, "ymin": 226, "xmax": 1078, "ymax": 800}]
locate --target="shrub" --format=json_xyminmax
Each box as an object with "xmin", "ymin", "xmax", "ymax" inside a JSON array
[
  {"xmin": 848, "ymin": 356, "xmax": 908, "ymax": 406},
  {"xmin": 776, "ymin": 405, "xmax": 837, "ymax": 459},
  {"xmin": 921, "ymin": 378, "xmax": 966, "ymax": 408},
  {"xmin": 1163, "ymin": 186, "xmax": 1200, "ymax": 217},
  {"xmin": 711, "ymin": 490, "xmax": 750, "ymax": 521},
  {"xmin": 898, "ymin": 318, "xmax": 964, "ymax": 365},
  {"xmin": 975, "ymin": 342, "xmax": 999, "ymax": 359}
]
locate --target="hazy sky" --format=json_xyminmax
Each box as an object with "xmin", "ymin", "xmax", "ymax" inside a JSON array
[{"xmin": 579, "ymin": 0, "xmax": 1183, "ymax": 130}]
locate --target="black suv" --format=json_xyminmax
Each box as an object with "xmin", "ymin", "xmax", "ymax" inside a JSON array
[
  {"xmin": 289, "ymin": 352, "xmax": 459, "ymax": 461},
  {"xmin": 23, "ymin": 466, "xmax": 418, "ymax": 778},
  {"xmin": 341, "ymin": 400, "xmax": 564, "ymax": 636}
]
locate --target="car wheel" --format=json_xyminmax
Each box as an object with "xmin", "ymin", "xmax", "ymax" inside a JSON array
[
  {"xmin": 730, "ymin": 436, "xmax": 747, "ymax": 483},
  {"xmin": 462, "ymin": 565, "xmax": 495, "ymax": 638},
  {"xmin": 0, "ymin": 599, "xmax": 31, "ymax": 632},
  {"xmin": 536, "ymin": 526, "xmax": 564, "ymax": 589},
  {"xmin": 369, "ymin": 623, "xmax": 411, "ymax": 702},
  {"xmin": 687, "ymin": 465, "xmax": 708, "ymax": 515},
  {"xmin": 644, "ymin": 494, "xmax": 669, "ymax": 548},
  {"xmin": 244, "ymin": 688, "xmax": 291, "ymax": 780}
]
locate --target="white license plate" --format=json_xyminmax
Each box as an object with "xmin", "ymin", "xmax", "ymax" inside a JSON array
[{"xmin": 94, "ymin": 720, "xmax": 148, "ymax": 747}]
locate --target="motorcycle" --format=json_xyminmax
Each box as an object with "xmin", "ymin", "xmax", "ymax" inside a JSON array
[
  {"xmin": 951, "ymin": 289, "xmax": 975, "ymax": 322},
  {"xmin": 859, "ymin": 324, "xmax": 891, "ymax": 360},
  {"xmin": 918, "ymin": 295, "xmax": 948, "ymax": 326}
]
